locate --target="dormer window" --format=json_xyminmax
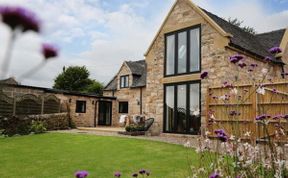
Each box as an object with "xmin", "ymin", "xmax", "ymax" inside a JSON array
[{"xmin": 120, "ymin": 75, "xmax": 129, "ymax": 88}]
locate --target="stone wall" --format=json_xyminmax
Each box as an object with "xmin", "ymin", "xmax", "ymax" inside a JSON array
[
  {"xmin": 26, "ymin": 113, "xmax": 69, "ymax": 130},
  {"xmin": 144, "ymin": 0, "xmax": 283, "ymax": 134},
  {"xmin": 55, "ymin": 94, "xmax": 97, "ymax": 127},
  {"xmin": 103, "ymin": 63, "xmax": 146, "ymax": 126},
  {"xmin": 0, "ymin": 85, "xmax": 101, "ymax": 128}
]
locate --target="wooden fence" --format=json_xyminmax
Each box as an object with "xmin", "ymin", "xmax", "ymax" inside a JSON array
[
  {"xmin": 206, "ymin": 80, "xmax": 288, "ymax": 141},
  {"xmin": 0, "ymin": 92, "xmax": 61, "ymax": 116}
]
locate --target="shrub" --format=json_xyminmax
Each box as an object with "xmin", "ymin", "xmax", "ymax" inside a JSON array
[
  {"xmin": 30, "ymin": 120, "xmax": 47, "ymax": 134},
  {"xmin": 125, "ymin": 124, "xmax": 145, "ymax": 132},
  {"xmin": 1, "ymin": 116, "xmax": 31, "ymax": 136}
]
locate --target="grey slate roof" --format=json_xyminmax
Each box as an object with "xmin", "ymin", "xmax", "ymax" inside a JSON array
[
  {"xmin": 202, "ymin": 8, "xmax": 285, "ymax": 64},
  {"xmin": 104, "ymin": 60, "xmax": 146, "ymax": 90},
  {"xmin": 256, "ymin": 29, "xmax": 286, "ymax": 51},
  {"xmin": 103, "ymin": 76, "xmax": 117, "ymax": 91},
  {"xmin": 105, "ymin": 8, "xmax": 286, "ymax": 91},
  {"xmin": 0, "ymin": 77, "xmax": 19, "ymax": 85}
]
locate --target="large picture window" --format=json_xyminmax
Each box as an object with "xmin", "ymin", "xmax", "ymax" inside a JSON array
[
  {"xmin": 165, "ymin": 25, "xmax": 201, "ymax": 76},
  {"xmin": 164, "ymin": 82, "xmax": 201, "ymax": 134},
  {"xmin": 120, "ymin": 75, "xmax": 129, "ymax": 88}
]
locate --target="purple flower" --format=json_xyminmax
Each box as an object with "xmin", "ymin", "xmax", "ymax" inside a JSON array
[
  {"xmin": 41, "ymin": 43, "xmax": 58, "ymax": 59},
  {"xmin": 250, "ymin": 63, "xmax": 258, "ymax": 68},
  {"xmin": 209, "ymin": 172, "xmax": 220, "ymax": 178},
  {"xmin": 0, "ymin": 6, "xmax": 40, "ymax": 32},
  {"xmin": 238, "ymin": 62, "xmax": 247, "ymax": 68},
  {"xmin": 200, "ymin": 71, "xmax": 208, "ymax": 79},
  {"xmin": 132, "ymin": 173, "xmax": 138, "ymax": 177},
  {"xmin": 146, "ymin": 170, "xmax": 150, "ymax": 176},
  {"xmin": 248, "ymin": 69, "xmax": 253, "ymax": 72},
  {"xmin": 75, "ymin": 171, "xmax": 89, "ymax": 178},
  {"xmin": 229, "ymin": 110, "xmax": 240, "ymax": 116},
  {"xmin": 264, "ymin": 56, "xmax": 272, "ymax": 62},
  {"xmin": 273, "ymin": 115, "xmax": 283, "ymax": 120},
  {"xmin": 229, "ymin": 54, "xmax": 244, "ymax": 64},
  {"xmin": 269, "ymin": 47, "xmax": 282, "ymax": 54},
  {"xmin": 283, "ymin": 114, "xmax": 288, "ymax": 119},
  {"xmin": 114, "ymin": 171, "xmax": 121, "ymax": 177},
  {"xmin": 272, "ymin": 88, "xmax": 277, "ymax": 94},
  {"xmin": 256, "ymin": 114, "xmax": 271, "ymax": 121},
  {"xmin": 215, "ymin": 129, "xmax": 228, "ymax": 142},
  {"xmin": 139, "ymin": 169, "xmax": 146, "ymax": 175},
  {"xmin": 223, "ymin": 82, "xmax": 233, "ymax": 88}
]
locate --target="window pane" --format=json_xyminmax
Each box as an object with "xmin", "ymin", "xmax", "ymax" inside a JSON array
[
  {"xmin": 177, "ymin": 85, "xmax": 187, "ymax": 133},
  {"xmin": 190, "ymin": 28, "xmax": 200, "ymax": 72},
  {"xmin": 188, "ymin": 83, "xmax": 200, "ymax": 134},
  {"xmin": 166, "ymin": 35, "xmax": 175, "ymax": 75},
  {"xmin": 76, "ymin": 101, "xmax": 86, "ymax": 113},
  {"xmin": 177, "ymin": 31, "xmax": 187, "ymax": 74},
  {"xmin": 120, "ymin": 77, "xmax": 124, "ymax": 88},
  {"xmin": 165, "ymin": 86, "xmax": 174, "ymax": 132},
  {"xmin": 119, "ymin": 102, "xmax": 128, "ymax": 113},
  {"xmin": 125, "ymin": 76, "xmax": 129, "ymax": 87}
]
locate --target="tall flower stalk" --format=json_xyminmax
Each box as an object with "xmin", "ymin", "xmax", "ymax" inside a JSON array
[
  {"xmin": 191, "ymin": 46, "xmax": 288, "ymax": 178},
  {"xmin": 18, "ymin": 43, "xmax": 58, "ymax": 81},
  {"xmin": 0, "ymin": 5, "xmax": 42, "ymax": 79}
]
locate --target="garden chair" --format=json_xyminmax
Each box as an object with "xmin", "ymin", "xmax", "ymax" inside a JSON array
[{"xmin": 118, "ymin": 118, "xmax": 154, "ymax": 136}]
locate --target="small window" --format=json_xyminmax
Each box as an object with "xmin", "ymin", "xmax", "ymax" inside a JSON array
[
  {"xmin": 119, "ymin": 102, "xmax": 128, "ymax": 113},
  {"xmin": 120, "ymin": 75, "xmax": 129, "ymax": 88},
  {"xmin": 76, "ymin": 100, "xmax": 86, "ymax": 113}
]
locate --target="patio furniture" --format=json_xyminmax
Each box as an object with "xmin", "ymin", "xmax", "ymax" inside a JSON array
[{"xmin": 118, "ymin": 118, "xmax": 155, "ymax": 136}]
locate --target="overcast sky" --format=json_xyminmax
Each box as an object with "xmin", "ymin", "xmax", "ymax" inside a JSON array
[{"xmin": 0, "ymin": 0, "xmax": 288, "ymax": 88}]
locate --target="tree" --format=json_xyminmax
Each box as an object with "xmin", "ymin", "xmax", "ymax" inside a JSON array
[
  {"xmin": 53, "ymin": 66, "xmax": 103, "ymax": 94},
  {"xmin": 227, "ymin": 17, "xmax": 257, "ymax": 35},
  {"xmin": 84, "ymin": 80, "xmax": 104, "ymax": 95}
]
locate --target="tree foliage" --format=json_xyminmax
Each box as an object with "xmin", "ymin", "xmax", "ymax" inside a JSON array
[
  {"xmin": 227, "ymin": 17, "xmax": 257, "ymax": 35},
  {"xmin": 53, "ymin": 66, "xmax": 103, "ymax": 94},
  {"xmin": 84, "ymin": 80, "xmax": 104, "ymax": 95}
]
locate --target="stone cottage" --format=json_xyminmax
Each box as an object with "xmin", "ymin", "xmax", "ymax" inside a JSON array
[
  {"xmin": 105, "ymin": 0, "xmax": 288, "ymax": 135},
  {"xmin": 0, "ymin": 80, "xmax": 116, "ymax": 127}
]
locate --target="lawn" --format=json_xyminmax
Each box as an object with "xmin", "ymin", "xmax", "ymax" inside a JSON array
[{"xmin": 0, "ymin": 133, "xmax": 199, "ymax": 178}]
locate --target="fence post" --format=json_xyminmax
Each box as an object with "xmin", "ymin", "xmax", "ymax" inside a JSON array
[
  {"xmin": 13, "ymin": 97, "xmax": 16, "ymax": 116},
  {"xmin": 251, "ymin": 85, "xmax": 258, "ymax": 143},
  {"xmin": 41, "ymin": 96, "xmax": 44, "ymax": 114},
  {"xmin": 205, "ymin": 87, "xmax": 211, "ymax": 134}
]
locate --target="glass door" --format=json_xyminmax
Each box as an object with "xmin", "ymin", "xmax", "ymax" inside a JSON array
[{"xmin": 98, "ymin": 101, "xmax": 112, "ymax": 126}]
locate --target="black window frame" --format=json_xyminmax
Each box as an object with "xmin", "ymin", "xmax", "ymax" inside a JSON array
[
  {"xmin": 75, "ymin": 100, "xmax": 86, "ymax": 113},
  {"xmin": 119, "ymin": 101, "xmax": 129, "ymax": 113},
  {"xmin": 163, "ymin": 80, "xmax": 201, "ymax": 135},
  {"xmin": 164, "ymin": 24, "xmax": 201, "ymax": 77},
  {"xmin": 120, "ymin": 75, "xmax": 129, "ymax": 88}
]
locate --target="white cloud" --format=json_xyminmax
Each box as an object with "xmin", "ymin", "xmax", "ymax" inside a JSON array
[
  {"xmin": 0, "ymin": 0, "xmax": 287, "ymax": 89},
  {"xmin": 194, "ymin": 0, "xmax": 288, "ymax": 32}
]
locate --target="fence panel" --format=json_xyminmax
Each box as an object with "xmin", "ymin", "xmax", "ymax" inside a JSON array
[
  {"xmin": 207, "ymin": 81, "xmax": 288, "ymax": 141},
  {"xmin": 0, "ymin": 93, "xmax": 13, "ymax": 116},
  {"xmin": 0, "ymin": 93, "xmax": 62, "ymax": 117},
  {"xmin": 44, "ymin": 95, "xmax": 60, "ymax": 114},
  {"xmin": 15, "ymin": 94, "xmax": 42, "ymax": 115}
]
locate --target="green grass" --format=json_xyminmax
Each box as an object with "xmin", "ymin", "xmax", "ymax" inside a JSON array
[{"xmin": 0, "ymin": 133, "xmax": 200, "ymax": 178}]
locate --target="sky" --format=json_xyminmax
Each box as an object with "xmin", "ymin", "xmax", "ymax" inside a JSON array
[{"xmin": 0, "ymin": 0, "xmax": 288, "ymax": 88}]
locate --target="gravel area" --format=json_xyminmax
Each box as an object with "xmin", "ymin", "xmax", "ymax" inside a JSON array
[{"xmin": 52, "ymin": 129, "xmax": 200, "ymax": 148}]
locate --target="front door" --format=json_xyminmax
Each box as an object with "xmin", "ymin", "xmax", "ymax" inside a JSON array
[{"xmin": 98, "ymin": 101, "xmax": 112, "ymax": 126}]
